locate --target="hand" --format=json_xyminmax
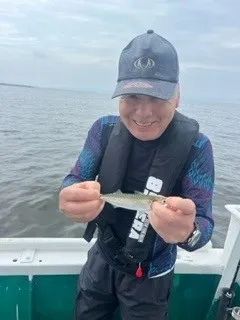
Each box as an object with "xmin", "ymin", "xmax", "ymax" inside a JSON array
[
  {"xmin": 59, "ymin": 181, "xmax": 105, "ymax": 223},
  {"xmin": 148, "ymin": 196, "xmax": 196, "ymax": 244}
]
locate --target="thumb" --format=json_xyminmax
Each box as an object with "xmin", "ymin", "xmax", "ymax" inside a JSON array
[
  {"xmin": 75, "ymin": 181, "xmax": 101, "ymax": 192},
  {"xmin": 166, "ymin": 197, "xmax": 195, "ymax": 215}
]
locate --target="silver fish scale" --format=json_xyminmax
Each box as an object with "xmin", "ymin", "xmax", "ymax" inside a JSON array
[{"xmin": 100, "ymin": 190, "xmax": 166, "ymax": 212}]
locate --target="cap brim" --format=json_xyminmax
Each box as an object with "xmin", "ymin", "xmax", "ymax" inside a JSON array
[{"xmin": 111, "ymin": 79, "xmax": 177, "ymax": 100}]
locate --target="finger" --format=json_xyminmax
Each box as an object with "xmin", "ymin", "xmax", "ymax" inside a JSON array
[
  {"xmin": 63, "ymin": 209, "xmax": 98, "ymax": 223},
  {"xmin": 149, "ymin": 213, "xmax": 187, "ymax": 243},
  {"xmin": 150, "ymin": 203, "xmax": 186, "ymax": 230},
  {"xmin": 63, "ymin": 211, "xmax": 90, "ymax": 223},
  {"xmin": 61, "ymin": 187, "xmax": 100, "ymax": 202},
  {"xmin": 75, "ymin": 181, "xmax": 101, "ymax": 192},
  {"xmin": 149, "ymin": 212, "xmax": 174, "ymax": 237},
  {"xmin": 149, "ymin": 207, "xmax": 173, "ymax": 231},
  {"xmin": 166, "ymin": 197, "xmax": 195, "ymax": 215},
  {"xmin": 61, "ymin": 199, "xmax": 104, "ymax": 216},
  {"xmin": 151, "ymin": 201, "xmax": 176, "ymax": 221},
  {"xmin": 65, "ymin": 203, "xmax": 105, "ymax": 223},
  {"xmin": 63, "ymin": 202, "xmax": 105, "ymax": 222}
]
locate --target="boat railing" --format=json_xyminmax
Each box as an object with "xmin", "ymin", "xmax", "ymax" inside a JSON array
[{"xmin": 0, "ymin": 205, "xmax": 239, "ymax": 281}]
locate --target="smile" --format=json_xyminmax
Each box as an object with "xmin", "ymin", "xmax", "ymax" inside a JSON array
[{"xmin": 133, "ymin": 120, "xmax": 154, "ymax": 127}]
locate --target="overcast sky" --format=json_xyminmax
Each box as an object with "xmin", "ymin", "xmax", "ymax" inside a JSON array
[{"xmin": 0, "ymin": 0, "xmax": 240, "ymax": 102}]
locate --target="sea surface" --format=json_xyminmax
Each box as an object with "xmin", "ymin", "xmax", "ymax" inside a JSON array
[{"xmin": 0, "ymin": 84, "xmax": 239, "ymax": 248}]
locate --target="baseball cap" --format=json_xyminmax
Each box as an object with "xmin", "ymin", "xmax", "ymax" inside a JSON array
[{"xmin": 112, "ymin": 30, "xmax": 179, "ymax": 100}]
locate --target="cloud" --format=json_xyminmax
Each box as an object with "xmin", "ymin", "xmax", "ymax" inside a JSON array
[
  {"xmin": 0, "ymin": 21, "xmax": 19, "ymax": 38},
  {"xmin": 0, "ymin": 0, "xmax": 37, "ymax": 17},
  {"xmin": 0, "ymin": 0, "xmax": 240, "ymax": 101},
  {"xmin": 223, "ymin": 41, "xmax": 240, "ymax": 49},
  {"xmin": 181, "ymin": 62, "xmax": 240, "ymax": 73}
]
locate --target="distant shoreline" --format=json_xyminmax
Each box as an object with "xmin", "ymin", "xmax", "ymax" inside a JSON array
[
  {"xmin": 1, "ymin": 83, "xmax": 239, "ymax": 105},
  {"xmin": 0, "ymin": 83, "xmax": 35, "ymax": 88},
  {"xmin": 0, "ymin": 82, "xmax": 110, "ymax": 95}
]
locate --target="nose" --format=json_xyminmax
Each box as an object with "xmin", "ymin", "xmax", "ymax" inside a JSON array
[{"xmin": 134, "ymin": 101, "xmax": 153, "ymax": 117}]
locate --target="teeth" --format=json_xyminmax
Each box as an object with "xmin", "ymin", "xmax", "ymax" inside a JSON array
[{"xmin": 135, "ymin": 121, "xmax": 152, "ymax": 127}]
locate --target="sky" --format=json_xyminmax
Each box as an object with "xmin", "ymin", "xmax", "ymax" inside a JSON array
[{"xmin": 0, "ymin": 0, "xmax": 240, "ymax": 102}]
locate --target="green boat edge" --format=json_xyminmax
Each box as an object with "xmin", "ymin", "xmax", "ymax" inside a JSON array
[{"xmin": 0, "ymin": 204, "xmax": 239, "ymax": 320}]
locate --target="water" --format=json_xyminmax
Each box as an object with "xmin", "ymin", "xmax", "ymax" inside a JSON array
[{"xmin": 0, "ymin": 85, "xmax": 239, "ymax": 247}]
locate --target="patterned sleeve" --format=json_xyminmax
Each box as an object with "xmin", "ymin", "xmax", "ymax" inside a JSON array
[
  {"xmin": 60, "ymin": 118, "xmax": 104, "ymax": 190},
  {"xmin": 177, "ymin": 133, "xmax": 215, "ymax": 251}
]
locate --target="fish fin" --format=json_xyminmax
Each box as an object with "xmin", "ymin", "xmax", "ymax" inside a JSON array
[{"xmin": 102, "ymin": 190, "xmax": 122, "ymax": 196}]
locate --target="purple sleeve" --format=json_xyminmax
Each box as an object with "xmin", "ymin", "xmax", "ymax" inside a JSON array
[
  {"xmin": 60, "ymin": 118, "xmax": 103, "ymax": 189},
  {"xmin": 177, "ymin": 133, "xmax": 215, "ymax": 251}
]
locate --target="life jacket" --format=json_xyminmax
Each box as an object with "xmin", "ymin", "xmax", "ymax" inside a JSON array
[{"xmin": 83, "ymin": 111, "xmax": 199, "ymax": 276}]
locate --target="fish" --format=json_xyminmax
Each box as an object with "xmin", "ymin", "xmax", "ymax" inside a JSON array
[{"xmin": 100, "ymin": 190, "xmax": 166, "ymax": 212}]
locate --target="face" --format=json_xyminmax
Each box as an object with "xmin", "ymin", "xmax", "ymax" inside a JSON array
[{"xmin": 119, "ymin": 92, "xmax": 179, "ymax": 141}]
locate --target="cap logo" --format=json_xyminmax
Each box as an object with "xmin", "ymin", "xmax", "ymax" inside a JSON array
[{"xmin": 134, "ymin": 57, "xmax": 155, "ymax": 70}]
